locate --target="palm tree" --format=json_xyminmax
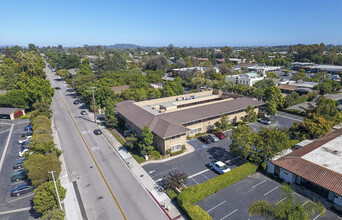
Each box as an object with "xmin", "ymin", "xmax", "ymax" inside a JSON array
[{"xmin": 249, "ymin": 184, "xmax": 326, "ymax": 220}]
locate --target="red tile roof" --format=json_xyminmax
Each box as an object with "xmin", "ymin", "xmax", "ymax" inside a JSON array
[{"xmin": 273, "ymin": 157, "xmax": 342, "ymax": 196}]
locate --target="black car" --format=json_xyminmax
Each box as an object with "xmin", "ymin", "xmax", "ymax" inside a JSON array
[
  {"xmin": 13, "ymin": 158, "xmax": 26, "ymax": 169},
  {"xmin": 73, "ymin": 100, "xmax": 80, "ymax": 105},
  {"xmin": 54, "ymin": 86, "xmax": 61, "ymax": 90},
  {"xmin": 93, "ymin": 129, "xmax": 102, "ymax": 135},
  {"xmin": 10, "ymin": 183, "xmax": 34, "ymax": 197},
  {"xmin": 198, "ymin": 136, "xmax": 212, "ymax": 144},
  {"xmin": 11, "ymin": 170, "xmax": 28, "ymax": 182}
]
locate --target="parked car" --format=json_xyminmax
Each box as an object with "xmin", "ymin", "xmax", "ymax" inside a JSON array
[
  {"xmin": 73, "ymin": 100, "xmax": 80, "ymax": 105},
  {"xmin": 13, "ymin": 158, "xmax": 26, "ymax": 169},
  {"xmin": 10, "ymin": 183, "xmax": 34, "ymax": 197},
  {"xmin": 11, "ymin": 170, "xmax": 28, "ymax": 182},
  {"xmin": 212, "ymin": 131, "xmax": 226, "ymax": 140},
  {"xmin": 18, "ymin": 136, "xmax": 32, "ymax": 144},
  {"xmin": 257, "ymin": 118, "xmax": 271, "ymax": 125},
  {"xmin": 21, "ymin": 140, "xmax": 31, "ymax": 147},
  {"xmin": 18, "ymin": 149, "xmax": 28, "ymax": 157},
  {"xmin": 21, "ymin": 131, "xmax": 33, "ymax": 137},
  {"xmin": 93, "ymin": 129, "xmax": 102, "ymax": 135},
  {"xmin": 24, "ymin": 125, "xmax": 32, "ymax": 131},
  {"xmin": 54, "ymin": 86, "xmax": 61, "ymax": 90},
  {"xmin": 80, "ymin": 110, "xmax": 87, "ymax": 115},
  {"xmin": 198, "ymin": 136, "xmax": 211, "ymax": 144},
  {"xmin": 208, "ymin": 134, "xmax": 219, "ymax": 142},
  {"xmin": 209, "ymin": 161, "xmax": 231, "ymax": 174}
]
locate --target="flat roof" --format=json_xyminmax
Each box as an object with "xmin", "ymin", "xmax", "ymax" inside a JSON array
[{"xmin": 0, "ymin": 107, "xmax": 22, "ymax": 115}]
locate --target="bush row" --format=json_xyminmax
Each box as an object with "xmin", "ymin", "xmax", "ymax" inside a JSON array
[{"xmin": 177, "ymin": 162, "xmax": 258, "ymax": 219}]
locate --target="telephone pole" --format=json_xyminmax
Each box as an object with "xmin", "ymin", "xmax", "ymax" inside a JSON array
[
  {"xmin": 48, "ymin": 171, "xmax": 63, "ymax": 210},
  {"xmin": 87, "ymin": 87, "xmax": 97, "ymax": 124}
]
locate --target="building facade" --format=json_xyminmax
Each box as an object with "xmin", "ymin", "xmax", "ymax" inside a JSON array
[{"xmin": 225, "ymin": 72, "xmax": 264, "ymax": 86}]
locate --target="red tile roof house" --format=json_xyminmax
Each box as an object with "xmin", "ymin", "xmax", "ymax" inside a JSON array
[{"xmin": 265, "ymin": 129, "xmax": 342, "ymax": 211}]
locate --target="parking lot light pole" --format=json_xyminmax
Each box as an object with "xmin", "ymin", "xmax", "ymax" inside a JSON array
[
  {"xmin": 49, "ymin": 171, "xmax": 63, "ymax": 210},
  {"xmin": 87, "ymin": 87, "xmax": 97, "ymax": 124}
]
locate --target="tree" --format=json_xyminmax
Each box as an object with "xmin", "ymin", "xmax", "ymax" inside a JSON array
[
  {"xmin": 230, "ymin": 124, "xmax": 254, "ymax": 159},
  {"xmin": 106, "ymin": 117, "xmax": 118, "ymax": 128},
  {"xmin": 33, "ymin": 180, "xmax": 66, "ymax": 215},
  {"xmin": 214, "ymin": 115, "xmax": 230, "ymax": 131},
  {"xmin": 32, "ymin": 102, "xmax": 53, "ymax": 118},
  {"xmin": 139, "ymin": 126, "xmax": 155, "ymax": 155},
  {"xmin": 161, "ymin": 170, "xmax": 187, "ymax": 190},
  {"xmin": 243, "ymin": 105, "xmax": 258, "ymax": 123},
  {"xmin": 263, "ymin": 86, "xmax": 284, "ymax": 118},
  {"xmin": 249, "ymin": 184, "xmax": 325, "ymax": 220},
  {"xmin": 291, "ymin": 72, "xmax": 307, "ymax": 81},
  {"xmin": 284, "ymin": 92, "xmax": 300, "ymax": 108},
  {"xmin": 144, "ymin": 55, "xmax": 168, "ymax": 71},
  {"xmin": 31, "ymin": 141, "xmax": 62, "ymax": 157},
  {"xmin": 124, "ymin": 135, "xmax": 138, "ymax": 150},
  {"xmin": 266, "ymin": 71, "xmax": 279, "ymax": 79},
  {"xmin": 23, "ymin": 153, "xmax": 62, "ymax": 186},
  {"xmin": 221, "ymin": 46, "xmax": 233, "ymax": 56},
  {"xmin": 41, "ymin": 208, "xmax": 65, "ymax": 220}
]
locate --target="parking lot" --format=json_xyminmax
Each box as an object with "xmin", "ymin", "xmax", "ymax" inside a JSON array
[
  {"xmin": 0, "ymin": 119, "xmax": 36, "ymax": 219},
  {"xmin": 197, "ymin": 172, "xmax": 341, "ymax": 220},
  {"xmin": 143, "ymin": 111, "xmax": 303, "ymax": 187}
]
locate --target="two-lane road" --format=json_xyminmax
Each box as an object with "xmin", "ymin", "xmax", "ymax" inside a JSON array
[{"xmin": 46, "ymin": 65, "xmax": 167, "ymax": 220}]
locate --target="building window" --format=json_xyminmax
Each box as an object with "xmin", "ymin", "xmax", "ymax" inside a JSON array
[
  {"xmin": 171, "ymin": 144, "xmax": 182, "ymax": 152},
  {"xmin": 171, "ymin": 135, "xmax": 180, "ymax": 141},
  {"xmin": 191, "ymin": 127, "xmax": 202, "ymax": 134}
]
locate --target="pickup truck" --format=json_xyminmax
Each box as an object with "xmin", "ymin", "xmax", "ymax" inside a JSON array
[{"xmin": 209, "ymin": 161, "xmax": 231, "ymax": 174}]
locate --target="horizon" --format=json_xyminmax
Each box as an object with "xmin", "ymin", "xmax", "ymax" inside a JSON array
[{"xmin": 1, "ymin": 0, "xmax": 342, "ymax": 47}]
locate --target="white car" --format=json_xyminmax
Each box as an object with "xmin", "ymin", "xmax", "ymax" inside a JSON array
[
  {"xmin": 208, "ymin": 134, "xmax": 219, "ymax": 142},
  {"xmin": 18, "ymin": 149, "xmax": 28, "ymax": 157},
  {"xmin": 209, "ymin": 161, "xmax": 231, "ymax": 174},
  {"xmin": 18, "ymin": 136, "xmax": 32, "ymax": 144}
]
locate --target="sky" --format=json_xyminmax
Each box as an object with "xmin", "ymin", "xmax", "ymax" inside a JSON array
[{"xmin": 1, "ymin": 0, "xmax": 341, "ymax": 47}]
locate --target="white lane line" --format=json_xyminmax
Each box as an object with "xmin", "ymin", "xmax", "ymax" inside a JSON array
[
  {"xmin": 8, "ymin": 193, "xmax": 35, "ymax": 203},
  {"xmin": 0, "ymin": 124, "xmax": 14, "ymax": 173},
  {"xmin": 0, "ymin": 207, "xmax": 31, "ymax": 215},
  {"xmin": 188, "ymin": 169, "xmax": 210, "ymax": 179},
  {"xmin": 252, "ymin": 179, "xmax": 267, "ymax": 188},
  {"xmin": 151, "ymin": 167, "xmax": 178, "ymax": 178},
  {"xmin": 264, "ymin": 186, "xmax": 280, "ymax": 196},
  {"xmin": 220, "ymin": 209, "xmax": 238, "ymax": 220},
  {"xmin": 11, "ymin": 181, "xmax": 25, "ymax": 186},
  {"xmin": 191, "ymin": 177, "xmax": 199, "ymax": 184},
  {"xmin": 277, "ymin": 197, "xmax": 287, "ymax": 204},
  {"xmin": 206, "ymin": 201, "xmax": 226, "ymax": 213},
  {"xmin": 276, "ymin": 113, "xmax": 303, "ymax": 122},
  {"xmin": 263, "ymin": 176, "xmax": 272, "ymax": 182},
  {"xmin": 0, "ymin": 129, "xmax": 11, "ymax": 134},
  {"xmin": 313, "ymin": 213, "xmax": 321, "ymax": 220},
  {"xmin": 301, "ymin": 200, "xmax": 309, "ymax": 206},
  {"xmin": 201, "ymin": 173, "xmax": 210, "ymax": 180}
]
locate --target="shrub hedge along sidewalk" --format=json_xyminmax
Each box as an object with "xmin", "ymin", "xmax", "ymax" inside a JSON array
[{"xmin": 177, "ymin": 162, "xmax": 259, "ymax": 220}]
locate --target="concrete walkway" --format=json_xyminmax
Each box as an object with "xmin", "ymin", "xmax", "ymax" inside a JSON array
[
  {"xmin": 99, "ymin": 124, "xmax": 185, "ymax": 220},
  {"xmin": 52, "ymin": 118, "xmax": 83, "ymax": 220}
]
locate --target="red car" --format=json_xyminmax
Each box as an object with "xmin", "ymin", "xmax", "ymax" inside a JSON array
[{"xmin": 212, "ymin": 132, "xmax": 226, "ymax": 139}]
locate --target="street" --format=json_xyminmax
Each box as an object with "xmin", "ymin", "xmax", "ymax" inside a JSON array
[{"xmin": 46, "ymin": 65, "xmax": 168, "ymax": 220}]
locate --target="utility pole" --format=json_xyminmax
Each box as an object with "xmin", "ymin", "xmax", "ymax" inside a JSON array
[
  {"xmin": 87, "ymin": 87, "xmax": 97, "ymax": 124},
  {"xmin": 48, "ymin": 171, "xmax": 63, "ymax": 210}
]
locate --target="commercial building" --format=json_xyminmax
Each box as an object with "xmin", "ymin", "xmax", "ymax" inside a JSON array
[
  {"xmin": 292, "ymin": 62, "xmax": 342, "ymax": 74},
  {"xmin": 266, "ymin": 129, "xmax": 342, "ymax": 210},
  {"xmin": 225, "ymin": 71, "xmax": 264, "ymax": 86},
  {"xmin": 115, "ymin": 91, "xmax": 264, "ymax": 154},
  {"xmin": 0, "ymin": 107, "xmax": 25, "ymax": 120},
  {"xmin": 248, "ymin": 66, "xmax": 281, "ymax": 75}
]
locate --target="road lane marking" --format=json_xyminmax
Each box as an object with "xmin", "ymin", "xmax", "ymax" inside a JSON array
[
  {"xmin": 201, "ymin": 173, "xmax": 210, "ymax": 180},
  {"xmin": 301, "ymin": 200, "xmax": 309, "ymax": 206},
  {"xmin": 8, "ymin": 193, "xmax": 35, "ymax": 203},
  {"xmin": 58, "ymin": 92, "xmax": 127, "ymax": 220},
  {"xmin": 264, "ymin": 186, "xmax": 280, "ymax": 196},
  {"xmin": 0, "ymin": 207, "xmax": 31, "ymax": 215},
  {"xmin": 0, "ymin": 124, "xmax": 14, "ymax": 173},
  {"xmin": 206, "ymin": 201, "xmax": 226, "ymax": 213},
  {"xmin": 191, "ymin": 178, "xmax": 199, "ymax": 184},
  {"xmin": 0, "ymin": 129, "xmax": 11, "ymax": 134},
  {"xmin": 252, "ymin": 179, "xmax": 267, "ymax": 188},
  {"xmin": 151, "ymin": 167, "xmax": 178, "ymax": 178},
  {"xmin": 220, "ymin": 209, "xmax": 238, "ymax": 220},
  {"xmin": 313, "ymin": 213, "xmax": 321, "ymax": 220},
  {"xmin": 188, "ymin": 169, "xmax": 210, "ymax": 179},
  {"xmin": 276, "ymin": 196, "xmax": 287, "ymax": 204}
]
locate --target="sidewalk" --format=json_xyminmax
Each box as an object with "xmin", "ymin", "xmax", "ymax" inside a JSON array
[
  {"xmin": 99, "ymin": 124, "xmax": 185, "ymax": 220},
  {"xmin": 52, "ymin": 119, "xmax": 83, "ymax": 220}
]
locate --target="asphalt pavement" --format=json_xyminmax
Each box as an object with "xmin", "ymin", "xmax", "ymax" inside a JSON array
[{"xmin": 46, "ymin": 65, "xmax": 168, "ymax": 220}]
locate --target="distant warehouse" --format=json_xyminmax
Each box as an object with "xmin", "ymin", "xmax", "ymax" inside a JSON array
[{"xmin": 115, "ymin": 91, "xmax": 264, "ymax": 154}]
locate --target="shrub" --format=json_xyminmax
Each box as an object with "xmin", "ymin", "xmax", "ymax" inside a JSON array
[
  {"xmin": 111, "ymin": 131, "xmax": 125, "ymax": 145},
  {"xmin": 260, "ymin": 162, "xmax": 267, "ymax": 171},
  {"xmin": 151, "ymin": 150, "xmax": 161, "ymax": 160},
  {"xmin": 166, "ymin": 149, "xmax": 171, "ymax": 155},
  {"xmin": 170, "ymin": 149, "xmax": 184, "ymax": 156},
  {"xmin": 177, "ymin": 163, "xmax": 258, "ymax": 219},
  {"xmin": 89, "ymin": 104, "xmax": 98, "ymax": 112},
  {"xmin": 20, "ymin": 115, "xmax": 30, "ymax": 119},
  {"xmin": 161, "ymin": 170, "xmax": 187, "ymax": 190},
  {"xmin": 166, "ymin": 188, "xmax": 178, "ymax": 201},
  {"xmin": 181, "ymin": 145, "xmax": 186, "ymax": 150},
  {"xmin": 132, "ymin": 154, "xmax": 146, "ymax": 164}
]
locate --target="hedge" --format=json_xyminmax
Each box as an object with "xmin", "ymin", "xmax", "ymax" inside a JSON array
[
  {"xmin": 177, "ymin": 162, "xmax": 258, "ymax": 220},
  {"xmin": 166, "ymin": 188, "xmax": 177, "ymax": 201}
]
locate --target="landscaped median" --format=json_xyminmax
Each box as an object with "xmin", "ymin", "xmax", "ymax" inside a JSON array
[{"xmin": 177, "ymin": 162, "xmax": 259, "ymax": 220}]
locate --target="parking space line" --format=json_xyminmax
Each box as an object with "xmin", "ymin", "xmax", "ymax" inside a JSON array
[
  {"xmin": 252, "ymin": 179, "xmax": 267, "ymax": 188},
  {"xmin": 0, "ymin": 124, "xmax": 14, "ymax": 173},
  {"xmin": 8, "ymin": 193, "xmax": 35, "ymax": 203},
  {"xmin": 264, "ymin": 186, "xmax": 280, "ymax": 196},
  {"xmin": 263, "ymin": 176, "xmax": 272, "ymax": 182},
  {"xmin": 220, "ymin": 209, "xmax": 238, "ymax": 220},
  {"xmin": 313, "ymin": 213, "xmax": 321, "ymax": 220},
  {"xmin": 0, "ymin": 207, "xmax": 31, "ymax": 215},
  {"xmin": 201, "ymin": 173, "xmax": 210, "ymax": 180},
  {"xmin": 191, "ymin": 178, "xmax": 199, "ymax": 184},
  {"xmin": 188, "ymin": 169, "xmax": 210, "ymax": 179},
  {"xmin": 301, "ymin": 200, "xmax": 309, "ymax": 206},
  {"xmin": 11, "ymin": 181, "xmax": 25, "ymax": 186},
  {"xmin": 150, "ymin": 167, "xmax": 178, "ymax": 178},
  {"xmin": 276, "ymin": 196, "xmax": 287, "ymax": 204},
  {"xmin": 206, "ymin": 201, "xmax": 226, "ymax": 213},
  {"xmin": 0, "ymin": 129, "xmax": 11, "ymax": 134}
]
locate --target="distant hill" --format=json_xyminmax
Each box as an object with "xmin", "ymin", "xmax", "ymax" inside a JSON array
[
  {"xmin": 0, "ymin": 45, "xmax": 15, "ymax": 48},
  {"xmin": 104, "ymin": 44, "xmax": 142, "ymax": 49}
]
